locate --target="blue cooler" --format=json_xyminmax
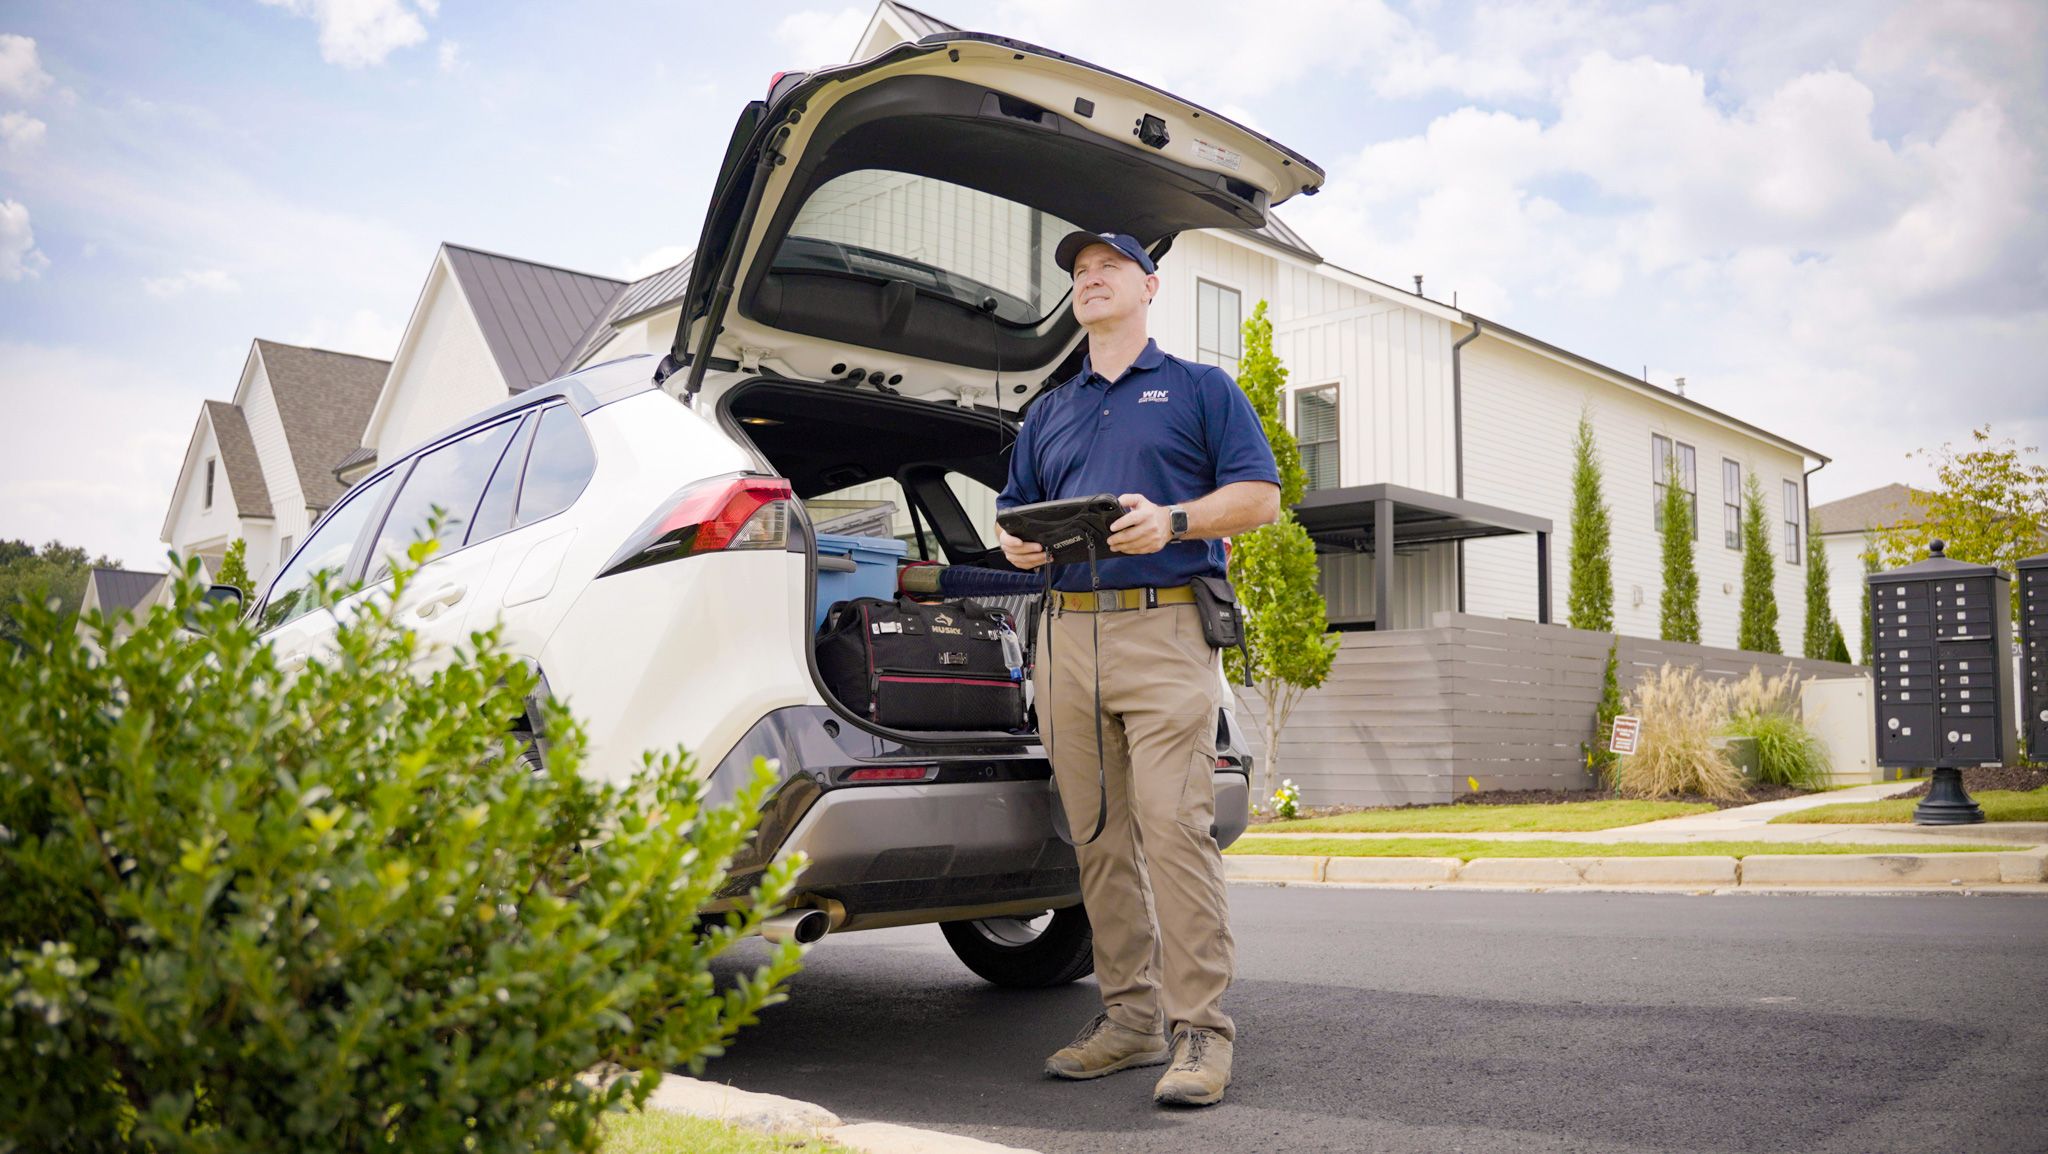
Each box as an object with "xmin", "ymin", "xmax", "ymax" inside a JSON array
[{"xmin": 814, "ymin": 533, "xmax": 909, "ymax": 631}]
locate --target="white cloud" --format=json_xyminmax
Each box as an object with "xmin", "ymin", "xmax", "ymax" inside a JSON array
[
  {"xmin": 257, "ymin": 0, "xmax": 434, "ymax": 69},
  {"xmin": 0, "ymin": 198, "xmax": 47, "ymax": 280},
  {"xmin": 0, "ymin": 33, "xmax": 53, "ymax": 101},
  {"xmin": 436, "ymin": 40, "xmax": 460, "ymax": 73},
  {"xmin": 774, "ymin": 6, "xmax": 871, "ymax": 70},
  {"xmin": 0, "ymin": 110, "xmax": 43, "ymax": 149},
  {"xmin": 142, "ymin": 268, "xmax": 243, "ymax": 297},
  {"xmin": 623, "ymin": 244, "xmax": 691, "ymax": 281},
  {"xmin": 0, "ymin": 341, "xmax": 197, "ymax": 570}
]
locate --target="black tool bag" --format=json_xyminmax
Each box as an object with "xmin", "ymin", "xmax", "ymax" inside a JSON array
[{"xmin": 817, "ymin": 596, "xmax": 1026, "ymax": 730}]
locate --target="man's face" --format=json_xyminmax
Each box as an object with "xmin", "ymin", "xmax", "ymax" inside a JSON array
[{"xmin": 1070, "ymin": 243, "xmax": 1157, "ymax": 328}]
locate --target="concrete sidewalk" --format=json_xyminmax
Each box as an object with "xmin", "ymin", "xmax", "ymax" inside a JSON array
[{"xmin": 1230, "ymin": 781, "xmax": 2048, "ymax": 890}]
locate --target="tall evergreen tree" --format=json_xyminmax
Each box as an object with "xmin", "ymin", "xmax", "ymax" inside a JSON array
[
  {"xmin": 1801, "ymin": 524, "xmax": 1833, "ymax": 659},
  {"xmin": 1657, "ymin": 457, "xmax": 1700, "ymax": 643},
  {"xmin": 1225, "ymin": 301, "xmax": 1338, "ymax": 809},
  {"xmin": 1737, "ymin": 471, "xmax": 1780, "ymax": 653},
  {"xmin": 1859, "ymin": 536, "xmax": 1879, "ymax": 664},
  {"xmin": 1566, "ymin": 408, "xmax": 1613, "ymax": 632},
  {"xmin": 214, "ymin": 538, "xmax": 251, "ymax": 592}
]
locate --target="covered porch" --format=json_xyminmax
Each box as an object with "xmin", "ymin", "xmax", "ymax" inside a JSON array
[{"xmin": 1292, "ymin": 482, "xmax": 1554, "ymax": 631}]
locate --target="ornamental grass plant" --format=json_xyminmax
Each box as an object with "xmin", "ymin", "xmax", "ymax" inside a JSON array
[
  {"xmin": 1722, "ymin": 665, "xmax": 1832, "ymax": 789},
  {"xmin": 1610, "ymin": 663, "xmax": 1748, "ymax": 800},
  {"xmin": 0, "ymin": 552, "xmax": 806, "ymax": 1153}
]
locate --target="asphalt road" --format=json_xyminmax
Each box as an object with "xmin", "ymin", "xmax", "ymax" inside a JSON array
[{"xmin": 705, "ymin": 887, "xmax": 2048, "ymax": 1154}]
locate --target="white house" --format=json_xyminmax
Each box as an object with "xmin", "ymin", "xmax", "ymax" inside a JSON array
[
  {"xmin": 340, "ymin": 243, "xmax": 624, "ymax": 486},
  {"xmin": 1812, "ymin": 483, "xmax": 1929, "ymax": 662},
  {"xmin": 303, "ymin": 0, "xmax": 1830, "ymax": 653},
  {"xmin": 161, "ymin": 339, "xmax": 388, "ymax": 590}
]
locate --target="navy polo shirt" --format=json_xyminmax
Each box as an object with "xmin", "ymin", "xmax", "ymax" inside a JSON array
[{"xmin": 997, "ymin": 338, "xmax": 1280, "ymax": 592}]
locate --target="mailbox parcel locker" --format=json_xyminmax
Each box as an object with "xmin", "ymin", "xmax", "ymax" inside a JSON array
[
  {"xmin": 1867, "ymin": 544, "xmax": 2015, "ymax": 769},
  {"xmin": 2021, "ymin": 552, "xmax": 2048, "ymax": 759}
]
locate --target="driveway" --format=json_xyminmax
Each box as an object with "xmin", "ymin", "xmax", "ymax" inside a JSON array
[{"xmin": 706, "ymin": 886, "xmax": 2048, "ymax": 1153}]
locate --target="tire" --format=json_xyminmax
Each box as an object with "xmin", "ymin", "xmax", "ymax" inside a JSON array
[{"xmin": 940, "ymin": 905, "xmax": 1095, "ymax": 988}]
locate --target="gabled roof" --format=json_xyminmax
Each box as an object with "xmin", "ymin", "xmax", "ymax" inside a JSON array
[
  {"xmin": 442, "ymin": 244, "xmax": 625, "ymax": 392},
  {"xmin": 253, "ymin": 340, "xmax": 390, "ymax": 512},
  {"xmin": 85, "ymin": 568, "xmax": 167, "ymax": 617},
  {"xmin": 1812, "ymin": 483, "xmax": 1929, "ymax": 536},
  {"xmin": 561, "ymin": 253, "xmax": 695, "ymax": 372},
  {"xmin": 202, "ymin": 400, "xmax": 272, "ymax": 518},
  {"xmin": 882, "ymin": 0, "xmax": 957, "ymax": 40}
]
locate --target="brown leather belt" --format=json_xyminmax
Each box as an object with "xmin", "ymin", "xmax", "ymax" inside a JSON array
[{"xmin": 1051, "ymin": 585, "xmax": 1196, "ymax": 612}]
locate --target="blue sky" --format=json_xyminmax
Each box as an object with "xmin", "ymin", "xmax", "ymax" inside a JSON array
[{"xmin": 2, "ymin": 0, "xmax": 2043, "ymax": 568}]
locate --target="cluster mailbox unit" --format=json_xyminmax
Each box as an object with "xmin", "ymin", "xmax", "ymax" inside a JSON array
[
  {"xmin": 2022, "ymin": 552, "xmax": 2048, "ymax": 759},
  {"xmin": 1868, "ymin": 541, "xmax": 2014, "ymax": 824}
]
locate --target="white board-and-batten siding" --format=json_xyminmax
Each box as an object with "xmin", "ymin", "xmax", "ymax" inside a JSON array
[
  {"xmin": 1460, "ymin": 336, "xmax": 1813, "ymax": 652},
  {"xmin": 368, "ymin": 258, "xmax": 511, "ymax": 466}
]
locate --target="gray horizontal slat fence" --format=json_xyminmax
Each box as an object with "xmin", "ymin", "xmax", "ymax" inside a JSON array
[{"xmin": 1232, "ymin": 612, "xmax": 1867, "ymax": 808}]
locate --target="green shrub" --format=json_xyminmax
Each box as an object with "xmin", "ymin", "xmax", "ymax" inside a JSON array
[
  {"xmin": 1582, "ymin": 639, "xmax": 1623, "ymax": 786},
  {"xmin": 0, "ymin": 555, "xmax": 805, "ymax": 1153}
]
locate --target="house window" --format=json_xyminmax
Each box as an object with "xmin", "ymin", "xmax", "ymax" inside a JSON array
[
  {"xmin": 279, "ymin": 535, "xmax": 294, "ymax": 566},
  {"xmin": 1652, "ymin": 435, "xmax": 1696, "ymax": 536},
  {"xmin": 204, "ymin": 459, "xmax": 216, "ymax": 509},
  {"xmin": 1783, "ymin": 479, "xmax": 1801, "ymax": 564},
  {"xmin": 1196, "ymin": 280, "xmax": 1242, "ymax": 373},
  {"xmin": 1722, "ymin": 459, "xmax": 1742, "ymax": 550},
  {"xmin": 1295, "ymin": 385, "xmax": 1339, "ymax": 492}
]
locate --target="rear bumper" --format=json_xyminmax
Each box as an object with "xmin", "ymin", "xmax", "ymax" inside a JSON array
[{"xmin": 705, "ymin": 706, "xmax": 1250, "ymax": 930}]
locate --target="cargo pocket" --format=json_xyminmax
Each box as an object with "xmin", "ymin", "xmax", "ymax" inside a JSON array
[{"xmin": 1176, "ymin": 733, "xmax": 1219, "ymax": 834}]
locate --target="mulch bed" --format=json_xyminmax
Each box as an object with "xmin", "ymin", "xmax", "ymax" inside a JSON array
[
  {"xmin": 1896, "ymin": 763, "xmax": 2048, "ymax": 798},
  {"xmin": 1249, "ymin": 783, "xmax": 1813, "ymax": 825}
]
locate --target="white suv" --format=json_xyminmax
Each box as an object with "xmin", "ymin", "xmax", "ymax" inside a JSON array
[{"xmin": 252, "ymin": 28, "xmax": 1323, "ymax": 988}]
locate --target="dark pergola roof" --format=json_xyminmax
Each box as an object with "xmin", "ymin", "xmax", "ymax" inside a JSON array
[
  {"xmin": 1294, "ymin": 483, "xmax": 1551, "ymax": 551},
  {"xmin": 1289, "ymin": 483, "xmax": 1554, "ymax": 628}
]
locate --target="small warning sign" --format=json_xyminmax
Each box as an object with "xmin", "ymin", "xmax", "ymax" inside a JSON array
[{"xmin": 1609, "ymin": 715, "xmax": 1641, "ymax": 755}]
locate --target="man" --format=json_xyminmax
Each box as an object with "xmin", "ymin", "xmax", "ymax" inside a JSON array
[{"xmin": 997, "ymin": 230, "xmax": 1281, "ymax": 1108}]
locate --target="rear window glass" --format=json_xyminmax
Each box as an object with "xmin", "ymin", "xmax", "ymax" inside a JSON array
[
  {"xmin": 515, "ymin": 406, "xmax": 597, "ymax": 527},
  {"xmin": 775, "ymin": 170, "xmax": 1079, "ymax": 325}
]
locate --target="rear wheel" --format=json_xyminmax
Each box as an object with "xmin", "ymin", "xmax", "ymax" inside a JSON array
[{"xmin": 940, "ymin": 905, "xmax": 1094, "ymax": 988}]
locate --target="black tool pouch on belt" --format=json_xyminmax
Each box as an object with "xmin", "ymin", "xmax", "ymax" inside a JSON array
[{"xmin": 1189, "ymin": 574, "xmax": 1254, "ymax": 687}]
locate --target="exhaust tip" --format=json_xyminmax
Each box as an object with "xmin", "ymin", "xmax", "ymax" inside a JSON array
[{"xmin": 761, "ymin": 907, "xmax": 832, "ymax": 945}]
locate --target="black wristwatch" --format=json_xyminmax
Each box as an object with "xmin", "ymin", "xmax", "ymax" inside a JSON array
[{"xmin": 1169, "ymin": 505, "xmax": 1189, "ymax": 540}]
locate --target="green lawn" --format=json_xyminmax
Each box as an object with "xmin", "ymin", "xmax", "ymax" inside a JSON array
[
  {"xmin": 1226, "ymin": 837, "xmax": 2021, "ymax": 860},
  {"xmin": 601, "ymin": 1111, "xmax": 853, "ymax": 1154},
  {"xmin": 1256, "ymin": 799, "xmax": 1716, "ymax": 834},
  {"xmin": 1770, "ymin": 787, "xmax": 2048, "ymax": 825}
]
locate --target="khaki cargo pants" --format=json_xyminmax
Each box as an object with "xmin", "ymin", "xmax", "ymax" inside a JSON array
[{"xmin": 1034, "ymin": 596, "xmax": 1235, "ymax": 1042}]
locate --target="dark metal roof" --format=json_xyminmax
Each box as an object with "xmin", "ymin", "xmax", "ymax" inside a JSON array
[
  {"xmin": 330, "ymin": 445, "xmax": 377, "ymax": 483},
  {"xmin": 87, "ymin": 568, "xmax": 167, "ymax": 616},
  {"xmin": 1241, "ymin": 212, "xmax": 1319, "ymax": 262},
  {"xmin": 253, "ymin": 340, "xmax": 390, "ymax": 513},
  {"xmin": 560, "ymin": 253, "xmax": 694, "ymax": 373},
  {"xmin": 1293, "ymin": 482, "xmax": 1551, "ymax": 551},
  {"xmin": 201, "ymin": 400, "xmax": 272, "ymax": 519},
  {"xmin": 441, "ymin": 244, "xmax": 626, "ymax": 391}
]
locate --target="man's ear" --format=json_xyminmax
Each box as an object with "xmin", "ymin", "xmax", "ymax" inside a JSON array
[{"xmin": 1143, "ymin": 272, "xmax": 1160, "ymax": 305}]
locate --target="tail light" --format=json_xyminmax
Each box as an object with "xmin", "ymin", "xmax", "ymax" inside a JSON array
[{"xmin": 598, "ymin": 474, "xmax": 792, "ymax": 578}]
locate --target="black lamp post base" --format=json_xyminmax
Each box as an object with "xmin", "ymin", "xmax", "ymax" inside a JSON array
[{"xmin": 1913, "ymin": 767, "xmax": 1986, "ymax": 825}]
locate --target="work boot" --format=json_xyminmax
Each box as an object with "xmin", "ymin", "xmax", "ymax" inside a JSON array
[
  {"xmin": 1152, "ymin": 1027, "xmax": 1233, "ymax": 1107},
  {"xmin": 1044, "ymin": 1012, "xmax": 1169, "ymax": 1080}
]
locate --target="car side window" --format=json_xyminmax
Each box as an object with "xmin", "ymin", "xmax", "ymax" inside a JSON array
[
  {"xmin": 259, "ymin": 471, "xmax": 395, "ymax": 633},
  {"xmin": 514, "ymin": 406, "xmax": 596, "ymax": 527},
  {"xmin": 365, "ymin": 419, "xmax": 521, "ymax": 583},
  {"xmin": 467, "ymin": 413, "xmax": 534, "ymax": 547}
]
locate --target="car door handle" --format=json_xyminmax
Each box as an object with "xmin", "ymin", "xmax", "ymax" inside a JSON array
[
  {"xmin": 414, "ymin": 583, "xmax": 468, "ymax": 620},
  {"xmin": 278, "ymin": 650, "xmax": 308, "ymax": 673}
]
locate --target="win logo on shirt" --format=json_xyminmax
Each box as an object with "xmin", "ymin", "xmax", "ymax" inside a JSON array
[{"xmin": 1139, "ymin": 389, "xmax": 1171, "ymax": 404}]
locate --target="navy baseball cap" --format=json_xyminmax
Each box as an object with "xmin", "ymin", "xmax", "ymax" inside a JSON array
[{"xmin": 1053, "ymin": 230, "xmax": 1157, "ymax": 276}]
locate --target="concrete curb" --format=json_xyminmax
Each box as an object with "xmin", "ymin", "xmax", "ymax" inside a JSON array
[
  {"xmin": 641, "ymin": 1074, "xmax": 1041, "ymax": 1153},
  {"xmin": 1223, "ymin": 846, "xmax": 2045, "ymax": 890}
]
